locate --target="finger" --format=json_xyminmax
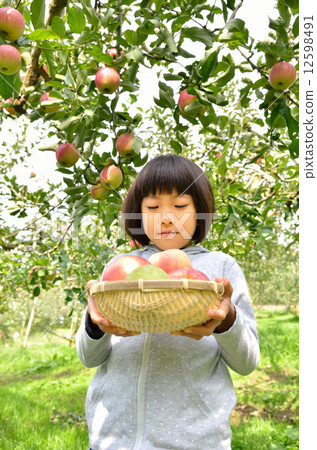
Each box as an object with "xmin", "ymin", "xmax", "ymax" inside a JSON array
[
  {"xmin": 206, "ymin": 301, "xmax": 229, "ymax": 319},
  {"xmin": 85, "ymin": 279, "xmax": 98, "ymax": 294},
  {"xmin": 183, "ymin": 319, "xmax": 222, "ymax": 336}
]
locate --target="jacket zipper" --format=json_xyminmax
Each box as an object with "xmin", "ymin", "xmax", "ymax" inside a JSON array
[{"xmin": 132, "ymin": 332, "xmax": 151, "ymax": 450}]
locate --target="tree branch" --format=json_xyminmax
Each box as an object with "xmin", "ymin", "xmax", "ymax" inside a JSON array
[
  {"xmin": 14, "ymin": 0, "xmax": 68, "ymax": 111},
  {"xmin": 229, "ymin": 0, "xmax": 245, "ymax": 21},
  {"xmin": 228, "ymin": 190, "xmax": 277, "ymax": 206}
]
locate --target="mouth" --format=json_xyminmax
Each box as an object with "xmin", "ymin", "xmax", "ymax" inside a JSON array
[{"xmin": 161, "ymin": 230, "xmax": 178, "ymax": 236}]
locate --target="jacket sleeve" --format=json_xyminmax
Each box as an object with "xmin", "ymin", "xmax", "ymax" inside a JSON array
[
  {"xmin": 76, "ymin": 308, "xmax": 112, "ymax": 368},
  {"xmin": 213, "ymin": 259, "xmax": 260, "ymax": 375}
]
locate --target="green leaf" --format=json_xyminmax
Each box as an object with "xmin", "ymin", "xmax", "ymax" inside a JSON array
[
  {"xmin": 125, "ymin": 48, "xmax": 144, "ymax": 63},
  {"xmin": 51, "ymin": 16, "xmax": 66, "ymax": 38},
  {"xmin": 182, "ymin": 27, "xmax": 214, "ymax": 47},
  {"xmin": 33, "ymin": 286, "xmax": 41, "ymax": 297},
  {"xmin": 0, "ymin": 74, "xmax": 15, "ymax": 99},
  {"xmin": 170, "ymin": 140, "xmax": 182, "ymax": 153},
  {"xmin": 64, "ymin": 185, "xmax": 87, "ymax": 195},
  {"xmin": 31, "ymin": 0, "xmax": 45, "ymax": 29},
  {"xmin": 82, "ymin": 5, "xmax": 99, "ymax": 28},
  {"xmin": 68, "ymin": 5, "xmax": 86, "ymax": 34},
  {"xmin": 124, "ymin": 30, "xmax": 137, "ymax": 45},
  {"xmin": 28, "ymin": 29, "xmax": 60, "ymax": 40},
  {"xmin": 199, "ymin": 48, "xmax": 219, "ymax": 82}
]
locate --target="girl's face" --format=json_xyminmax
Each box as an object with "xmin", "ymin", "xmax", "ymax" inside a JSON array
[{"xmin": 141, "ymin": 189, "xmax": 197, "ymax": 250}]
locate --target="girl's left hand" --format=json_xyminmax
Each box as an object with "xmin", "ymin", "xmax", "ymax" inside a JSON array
[{"xmin": 171, "ymin": 277, "xmax": 236, "ymax": 341}]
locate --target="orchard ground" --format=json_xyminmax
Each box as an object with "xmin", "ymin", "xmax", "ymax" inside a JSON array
[{"xmin": 0, "ymin": 308, "xmax": 298, "ymax": 450}]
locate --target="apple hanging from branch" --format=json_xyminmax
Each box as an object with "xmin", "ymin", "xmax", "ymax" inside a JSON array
[
  {"xmin": 40, "ymin": 92, "xmax": 61, "ymax": 113},
  {"xmin": 268, "ymin": 61, "xmax": 297, "ymax": 91},
  {"xmin": 56, "ymin": 143, "xmax": 80, "ymax": 168},
  {"xmin": 0, "ymin": 44, "xmax": 22, "ymax": 75},
  {"xmin": 90, "ymin": 184, "xmax": 109, "ymax": 200},
  {"xmin": 178, "ymin": 89, "xmax": 206, "ymax": 116},
  {"xmin": 100, "ymin": 165, "xmax": 123, "ymax": 190},
  {"xmin": 95, "ymin": 66, "xmax": 120, "ymax": 94},
  {"xmin": 116, "ymin": 133, "xmax": 142, "ymax": 158},
  {"xmin": 0, "ymin": 7, "xmax": 25, "ymax": 41}
]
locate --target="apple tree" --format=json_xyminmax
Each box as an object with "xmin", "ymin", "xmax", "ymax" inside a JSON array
[{"xmin": 0, "ymin": 0, "xmax": 299, "ymax": 314}]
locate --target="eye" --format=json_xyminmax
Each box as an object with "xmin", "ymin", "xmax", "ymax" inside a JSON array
[
  {"xmin": 147, "ymin": 206, "xmax": 159, "ymax": 210},
  {"xmin": 175, "ymin": 204, "xmax": 188, "ymax": 208}
]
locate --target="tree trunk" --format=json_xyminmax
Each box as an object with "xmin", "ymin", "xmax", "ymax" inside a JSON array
[{"xmin": 23, "ymin": 297, "xmax": 38, "ymax": 347}]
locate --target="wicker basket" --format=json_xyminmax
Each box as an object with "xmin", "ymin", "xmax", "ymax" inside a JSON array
[{"xmin": 90, "ymin": 279, "xmax": 224, "ymax": 333}]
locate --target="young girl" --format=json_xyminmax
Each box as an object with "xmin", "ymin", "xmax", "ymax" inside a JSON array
[{"xmin": 76, "ymin": 154, "xmax": 260, "ymax": 450}]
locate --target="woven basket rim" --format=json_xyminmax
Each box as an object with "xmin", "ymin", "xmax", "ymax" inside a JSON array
[{"xmin": 90, "ymin": 279, "xmax": 224, "ymax": 296}]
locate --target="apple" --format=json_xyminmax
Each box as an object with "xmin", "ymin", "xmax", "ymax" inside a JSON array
[
  {"xmin": 149, "ymin": 249, "xmax": 192, "ymax": 274},
  {"xmin": 125, "ymin": 265, "xmax": 169, "ymax": 280},
  {"xmin": 168, "ymin": 268, "xmax": 210, "ymax": 281},
  {"xmin": 107, "ymin": 48, "xmax": 124, "ymax": 59},
  {"xmin": 0, "ymin": 44, "xmax": 22, "ymax": 75},
  {"xmin": 90, "ymin": 183, "xmax": 109, "ymax": 200},
  {"xmin": 100, "ymin": 165, "xmax": 123, "ymax": 190},
  {"xmin": 28, "ymin": 265, "xmax": 56, "ymax": 281},
  {"xmin": 116, "ymin": 133, "xmax": 140, "ymax": 158},
  {"xmin": 30, "ymin": 171, "xmax": 36, "ymax": 178},
  {"xmin": 1, "ymin": 97, "xmax": 16, "ymax": 115},
  {"xmin": 0, "ymin": 7, "xmax": 25, "ymax": 41},
  {"xmin": 40, "ymin": 92, "xmax": 61, "ymax": 113},
  {"xmin": 56, "ymin": 142, "xmax": 80, "ymax": 167},
  {"xmin": 178, "ymin": 89, "xmax": 206, "ymax": 116},
  {"xmin": 102, "ymin": 255, "xmax": 151, "ymax": 281},
  {"xmin": 95, "ymin": 66, "xmax": 120, "ymax": 94},
  {"xmin": 268, "ymin": 61, "xmax": 297, "ymax": 91}
]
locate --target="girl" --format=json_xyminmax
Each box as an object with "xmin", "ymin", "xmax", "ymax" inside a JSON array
[{"xmin": 76, "ymin": 154, "xmax": 260, "ymax": 450}]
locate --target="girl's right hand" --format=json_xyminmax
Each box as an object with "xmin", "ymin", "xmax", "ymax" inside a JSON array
[{"xmin": 86, "ymin": 280, "xmax": 141, "ymax": 337}]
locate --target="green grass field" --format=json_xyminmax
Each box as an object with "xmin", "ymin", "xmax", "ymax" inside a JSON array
[{"xmin": 0, "ymin": 309, "xmax": 298, "ymax": 450}]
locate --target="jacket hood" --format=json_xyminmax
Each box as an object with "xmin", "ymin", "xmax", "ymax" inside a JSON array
[{"xmin": 141, "ymin": 243, "xmax": 210, "ymax": 256}]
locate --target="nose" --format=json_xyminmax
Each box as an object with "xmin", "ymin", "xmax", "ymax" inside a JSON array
[{"xmin": 161, "ymin": 211, "xmax": 173, "ymax": 224}]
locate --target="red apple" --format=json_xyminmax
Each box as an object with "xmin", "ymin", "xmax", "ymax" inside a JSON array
[
  {"xmin": 95, "ymin": 66, "xmax": 120, "ymax": 94},
  {"xmin": 178, "ymin": 89, "xmax": 206, "ymax": 116},
  {"xmin": 30, "ymin": 171, "xmax": 36, "ymax": 178},
  {"xmin": 90, "ymin": 183, "xmax": 109, "ymax": 200},
  {"xmin": 102, "ymin": 255, "xmax": 151, "ymax": 281},
  {"xmin": 0, "ymin": 7, "xmax": 25, "ymax": 41},
  {"xmin": 168, "ymin": 268, "xmax": 210, "ymax": 281},
  {"xmin": 40, "ymin": 92, "xmax": 61, "ymax": 113},
  {"xmin": 107, "ymin": 48, "xmax": 124, "ymax": 59},
  {"xmin": 268, "ymin": 62, "xmax": 297, "ymax": 91},
  {"xmin": 0, "ymin": 44, "xmax": 22, "ymax": 75},
  {"xmin": 56, "ymin": 143, "xmax": 80, "ymax": 167},
  {"xmin": 100, "ymin": 165, "xmax": 123, "ymax": 190},
  {"xmin": 125, "ymin": 265, "xmax": 169, "ymax": 280},
  {"xmin": 149, "ymin": 249, "xmax": 192, "ymax": 274},
  {"xmin": 116, "ymin": 133, "xmax": 141, "ymax": 158}
]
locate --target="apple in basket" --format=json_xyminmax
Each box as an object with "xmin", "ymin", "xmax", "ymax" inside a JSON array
[
  {"xmin": 125, "ymin": 265, "xmax": 169, "ymax": 280},
  {"xmin": 149, "ymin": 249, "xmax": 192, "ymax": 274},
  {"xmin": 168, "ymin": 268, "xmax": 210, "ymax": 281},
  {"xmin": 102, "ymin": 255, "xmax": 151, "ymax": 281}
]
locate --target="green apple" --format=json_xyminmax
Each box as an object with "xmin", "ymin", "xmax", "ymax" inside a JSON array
[{"xmin": 125, "ymin": 265, "xmax": 169, "ymax": 280}]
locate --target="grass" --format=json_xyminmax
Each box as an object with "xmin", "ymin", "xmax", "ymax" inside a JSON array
[{"xmin": 0, "ymin": 309, "xmax": 298, "ymax": 449}]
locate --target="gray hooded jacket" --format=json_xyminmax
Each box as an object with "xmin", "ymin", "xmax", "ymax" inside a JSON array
[{"xmin": 76, "ymin": 244, "xmax": 260, "ymax": 450}]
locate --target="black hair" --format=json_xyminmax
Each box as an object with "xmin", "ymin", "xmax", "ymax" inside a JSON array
[{"xmin": 121, "ymin": 154, "xmax": 215, "ymax": 246}]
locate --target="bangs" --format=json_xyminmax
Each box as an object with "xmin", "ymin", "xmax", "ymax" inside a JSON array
[{"xmin": 135, "ymin": 155, "xmax": 198, "ymax": 199}]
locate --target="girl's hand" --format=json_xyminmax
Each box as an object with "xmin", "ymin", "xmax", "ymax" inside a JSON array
[
  {"xmin": 171, "ymin": 277, "xmax": 236, "ymax": 340},
  {"xmin": 86, "ymin": 280, "xmax": 141, "ymax": 337}
]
